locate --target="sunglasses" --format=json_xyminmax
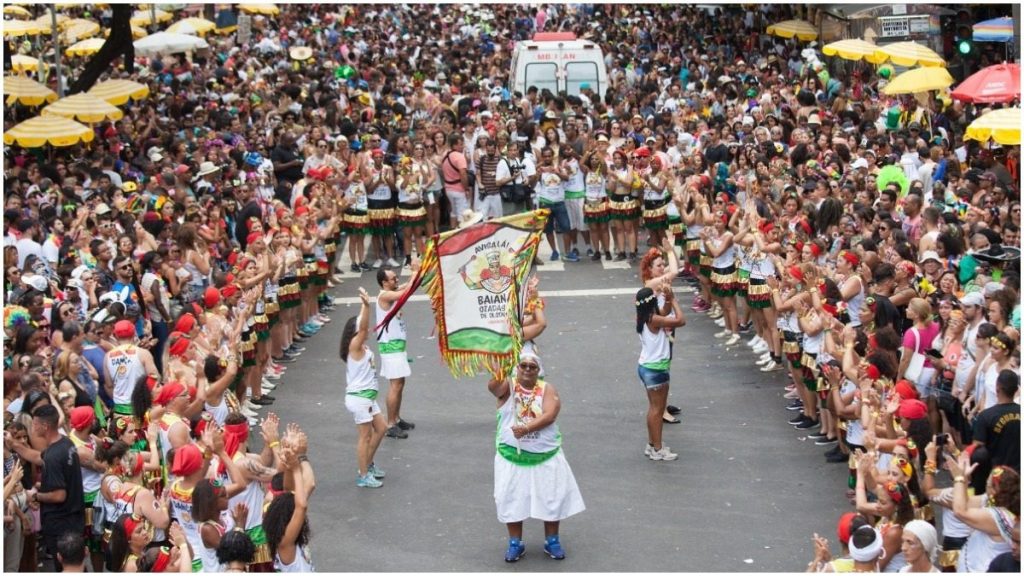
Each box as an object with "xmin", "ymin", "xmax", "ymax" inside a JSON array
[
  {"xmin": 119, "ymin": 264, "xmax": 133, "ymax": 271},
  {"xmin": 518, "ymin": 363, "xmax": 539, "ymax": 370}
]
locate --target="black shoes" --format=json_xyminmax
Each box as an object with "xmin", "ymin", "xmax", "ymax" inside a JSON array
[{"xmin": 396, "ymin": 419, "xmax": 415, "ymax": 431}]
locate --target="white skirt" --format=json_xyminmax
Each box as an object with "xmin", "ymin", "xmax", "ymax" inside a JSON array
[
  {"xmin": 493, "ymin": 451, "xmax": 586, "ymax": 523},
  {"xmin": 379, "ymin": 351, "xmax": 411, "ymax": 379}
]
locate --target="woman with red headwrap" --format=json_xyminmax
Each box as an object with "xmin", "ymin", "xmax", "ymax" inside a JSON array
[
  {"xmin": 96, "ymin": 432, "xmax": 167, "ymax": 546},
  {"xmin": 134, "ymin": 522, "xmax": 193, "ymax": 573}
]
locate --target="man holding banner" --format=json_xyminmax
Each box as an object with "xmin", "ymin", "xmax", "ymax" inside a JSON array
[{"xmin": 376, "ymin": 265, "xmax": 420, "ymax": 439}]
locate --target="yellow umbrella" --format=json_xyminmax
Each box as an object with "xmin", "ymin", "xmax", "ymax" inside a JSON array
[
  {"xmin": 88, "ymin": 79, "xmax": 150, "ymax": 105},
  {"xmin": 238, "ymin": 4, "xmax": 280, "ymax": 16},
  {"xmin": 66, "ymin": 37, "xmax": 106, "ymax": 57},
  {"xmin": 821, "ymin": 39, "xmax": 885, "ymax": 63},
  {"xmin": 3, "ymin": 115, "xmax": 94, "ymax": 148},
  {"xmin": 3, "ymin": 5, "xmax": 32, "ymax": 18},
  {"xmin": 3, "ymin": 19, "xmax": 45, "ymax": 38},
  {"xmin": 882, "ymin": 67, "xmax": 955, "ymax": 95},
  {"xmin": 964, "ymin": 108, "xmax": 1021, "ymax": 146},
  {"xmin": 105, "ymin": 25, "xmax": 148, "ymax": 39},
  {"xmin": 873, "ymin": 42, "xmax": 945, "ymax": 68},
  {"xmin": 32, "ymin": 13, "xmax": 67, "ymax": 32},
  {"xmin": 42, "ymin": 93, "xmax": 124, "ymax": 123},
  {"xmin": 61, "ymin": 18, "xmax": 100, "ymax": 42},
  {"xmin": 130, "ymin": 9, "xmax": 172, "ymax": 27},
  {"xmin": 3, "ymin": 75, "xmax": 57, "ymax": 106},
  {"xmin": 10, "ymin": 54, "xmax": 40, "ymax": 73},
  {"xmin": 766, "ymin": 19, "xmax": 817, "ymax": 41},
  {"xmin": 167, "ymin": 16, "xmax": 216, "ymax": 36}
]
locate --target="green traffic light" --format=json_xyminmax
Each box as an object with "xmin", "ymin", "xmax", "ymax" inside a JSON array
[{"xmin": 958, "ymin": 40, "xmax": 971, "ymax": 55}]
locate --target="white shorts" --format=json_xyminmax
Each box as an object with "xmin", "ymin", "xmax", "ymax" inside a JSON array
[
  {"xmin": 345, "ymin": 394, "xmax": 381, "ymax": 425},
  {"xmin": 446, "ymin": 190, "xmax": 469, "ymax": 219},
  {"xmin": 565, "ymin": 198, "xmax": 585, "ymax": 231},
  {"xmin": 379, "ymin": 352, "xmax": 411, "ymax": 380},
  {"xmin": 493, "ymin": 451, "xmax": 586, "ymax": 523},
  {"xmin": 477, "ymin": 193, "xmax": 503, "ymax": 220}
]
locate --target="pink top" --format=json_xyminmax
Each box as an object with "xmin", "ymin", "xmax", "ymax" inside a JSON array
[
  {"xmin": 441, "ymin": 151, "xmax": 468, "ymax": 193},
  {"xmin": 902, "ymin": 321, "xmax": 941, "ymax": 368}
]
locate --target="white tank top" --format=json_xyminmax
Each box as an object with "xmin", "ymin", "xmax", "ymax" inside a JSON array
[
  {"xmin": 958, "ymin": 508, "xmax": 1012, "ymax": 572},
  {"xmin": 496, "ymin": 380, "xmax": 561, "ymax": 454},
  {"xmin": 368, "ymin": 169, "xmax": 392, "ymax": 202},
  {"xmin": 105, "ymin": 344, "xmax": 147, "ymax": 406},
  {"xmin": 712, "ymin": 240, "xmax": 735, "ymax": 268},
  {"xmin": 228, "ymin": 456, "xmax": 265, "ymax": 530},
  {"xmin": 846, "ymin": 278, "xmax": 866, "ymax": 328},
  {"xmin": 275, "ymin": 545, "xmax": 314, "ymax": 573},
  {"xmin": 198, "ymin": 521, "xmax": 224, "ymax": 573},
  {"xmin": 375, "ymin": 299, "xmax": 407, "ymax": 349},
  {"xmin": 204, "ymin": 399, "xmax": 230, "ymax": 427},
  {"xmin": 750, "ymin": 254, "xmax": 775, "ymax": 280},
  {"xmin": 638, "ymin": 322, "xmax": 671, "ymax": 370},
  {"xmin": 346, "ymin": 183, "xmax": 368, "ymax": 211},
  {"xmin": 584, "ymin": 172, "xmax": 606, "ymax": 201},
  {"xmin": 167, "ymin": 481, "xmax": 203, "ymax": 561},
  {"xmin": 564, "ymin": 160, "xmax": 584, "ymax": 193},
  {"xmin": 157, "ymin": 413, "xmax": 188, "ymax": 465},
  {"xmin": 345, "ymin": 347, "xmax": 378, "ymax": 395},
  {"xmin": 69, "ymin": 434, "xmax": 102, "ymax": 494}
]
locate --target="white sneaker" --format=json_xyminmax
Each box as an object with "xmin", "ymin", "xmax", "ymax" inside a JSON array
[
  {"xmin": 714, "ymin": 317, "xmax": 726, "ymax": 327},
  {"xmin": 752, "ymin": 341, "xmax": 770, "ymax": 354},
  {"xmin": 261, "ymin": 379, "xmax": 277, "ymax": 390},
  {"xmin": 759, "ymin": 360, "xmax": 779, "ymax": 372},
  {"xmin": 386, "ymin": 257, "xmax": 400, "ymax": 268},
  {"xmin": 240, "ymin": 405, "xmax": 258, "ymax": 418},
  {"xmin": 245, "ymin": 400, "xmax": 263, "ymax": 412},
  {"xmin": 649, "ymin": 446, "xmax": 679, "ymax": 461},
  {"xmin": 724, "ymin": 333, "xmax": 741, "ymax": 346},
  {"xmin": 747, "ymin": 335, "xmax": 764, "ymax": 348},
  {"xmin": 756, "ymin": 353, "xmax": 773, "ymax": 365},
  {"xmin": 248, "ymin": 417, "xmax": 260, "ymax": 427},
  {"xmin": 708, "ymin": 309, "xmax": 723, "ymax": 319},
  {"xmin": 714, "ymin": 329, "xmax": 731, "ymax": 338},
  {"xmin": 264, "ymin": 371, "xmax": 281, "ymax": 381},
  {"xmin": 784, "ymin": 389, "xmax": 800, "ymax": 399},
  {"xmin": 644, "ymin": 444, "xmax": 655, "ymax": 458},
  {"xmin": 371, "ymin": 259, "xmax": 384, "ymax": 269}
]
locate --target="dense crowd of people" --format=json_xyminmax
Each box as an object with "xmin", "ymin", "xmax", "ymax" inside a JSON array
[{"xmin": 3, "ymin": 2, "xmax": 1020, "ymax": 571}]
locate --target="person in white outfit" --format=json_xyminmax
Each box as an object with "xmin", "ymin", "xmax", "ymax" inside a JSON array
[{"xmin": 486, "ymin": 351, "xmax": 585, "ymax": 563}]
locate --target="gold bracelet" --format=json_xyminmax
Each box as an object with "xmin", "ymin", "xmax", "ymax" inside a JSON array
[
  {"xmin": 953, "ymin": 476, "xmax": 965, "ymax": 483},
  {"xmin": 269, "ymin": 441, "xmax": 280, "ymax": 449}
]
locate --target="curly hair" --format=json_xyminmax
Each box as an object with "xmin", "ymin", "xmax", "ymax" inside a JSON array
[
  {"xmin": 639, "ymin": 248, "xmax": 664, "ymax": 284},
  {"xmin": 263, "ymin": 492, "xmax": 310, "ymax": 560},
  {"xmin": 216, "ymin": 530, "xmax": 256, "ymax": 565},
  {"xmin": 989, "ymin": 466, "xmax": 1020, "ymax": 516}
]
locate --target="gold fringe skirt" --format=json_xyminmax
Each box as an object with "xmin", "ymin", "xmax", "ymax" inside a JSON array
[{"xmin": 710, "ymin": 264, "xmax": 739, "ymax": 297}]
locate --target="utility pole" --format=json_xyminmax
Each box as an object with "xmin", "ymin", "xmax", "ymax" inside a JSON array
[{"xmin": 51, "ymin": 9, "xmax": 64, "ymax": 97}]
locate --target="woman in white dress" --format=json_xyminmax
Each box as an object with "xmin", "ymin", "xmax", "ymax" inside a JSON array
[{"xmin": 486, "ymin": 351, "xmax": 585, "ymax": 563}]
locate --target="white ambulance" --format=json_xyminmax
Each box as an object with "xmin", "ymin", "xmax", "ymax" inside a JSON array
[{"xmin": 509, "ymin": 32, "xmax": 609, "ymax": 99}]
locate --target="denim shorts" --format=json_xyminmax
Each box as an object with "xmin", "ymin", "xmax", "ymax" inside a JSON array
[
  {"xmin": 542, "ymin": 201, "xmax": 571, "ymax": 234},
  {"xmin": 637, "ymin": 364, "xmax": 670, "ymax": 390}
]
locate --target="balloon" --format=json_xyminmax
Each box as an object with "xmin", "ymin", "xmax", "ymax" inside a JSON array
[{"xmin": 335, "ymin": 65, "xmax": 356, "ymax": 80}]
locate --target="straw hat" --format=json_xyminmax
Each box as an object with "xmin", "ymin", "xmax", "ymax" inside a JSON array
[
  {"xmin": 289, "ymin": 46, "xmax": 313, "ymax": 61},
  {"xmin": 458, "ymin": 209, "xmax": 484, "ymax": 229}
]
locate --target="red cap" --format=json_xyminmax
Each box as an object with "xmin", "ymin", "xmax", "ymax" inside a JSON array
[
  {"xmin": 113, "ymin": 320, "xmax": 136, "ymax": 340},
  {"xmin": 70, "ymin": 406, "xmax": 95, "ymax": 431},
  {"xmin": 836, "ymin": 511, "xmax": 858, "ymax": 544},
  {"xmin": 203, "ymin": 287, "xmax": 221, "ymax": 309},
  {"xmin": 170, "ymin": 443, "xmax": 203, "ymax": 476},
  {"xmin": 897, "ymin": 398, "xmax": 928, "ymax": 420},
  {"xmin": 174, "ymin": 313, "xmax": 196, "ymax": 334},
  {"xmin": 894, "ymin": 380, "xmax": 918, "ymax": 401}
]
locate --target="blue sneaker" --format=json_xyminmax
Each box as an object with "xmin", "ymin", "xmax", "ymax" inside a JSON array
[
  {"xmin": 504, "ymin": 538, "xmax": 525, "ymax": 562},
  {"xmin": 571, "ymin": 247, "xmax": 580, "ymax": 258},
  {"xmin": 356, "ymin": 472, "xmax": 382, "ymax": 488},
  {"xmin": 544, "ymin": 535, "xmax": 565, "ymax": 560},
  {"xmin": 550, "ymin": 250, "xmax": 559, "ymax": 261},
  {"xmin": 563, "ymin": 252, "xmax": 580, "ymax": 263},
  {"xmin": 368, "ymin": 463, "xmax": 386, "ymax": 479}
]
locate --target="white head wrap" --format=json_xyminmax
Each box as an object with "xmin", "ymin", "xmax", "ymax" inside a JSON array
[
  {"xmin": 903, "ymin": 520, "xmax": 938, "ymax": 564},
  {"xmin": 848, "ymin": 526, "xmax": 884, "ymax": 563}
]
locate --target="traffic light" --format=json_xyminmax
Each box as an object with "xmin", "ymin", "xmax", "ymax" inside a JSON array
[{"xmin": 957, "ymin": 38, "xmax": 972, "ymax": 55}]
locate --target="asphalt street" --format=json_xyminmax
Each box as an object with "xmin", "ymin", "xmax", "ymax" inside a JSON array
[{"xmin": 257, "ymin": 239, "xmax": 853, "ymax": 572}]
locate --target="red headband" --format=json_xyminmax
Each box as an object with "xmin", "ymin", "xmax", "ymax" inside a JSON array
[
  {"xmin": 219, "ymin": 284, "xmax": 239, "ymax": 299},
  {"xmin": 789, "ymin": 265, "xmax": 804, "ymax": 284},
  {"xmin": 168, "ymin": 334, "xmax": 191, "ymax": 357},
  {"xmin": 839, "ymin": 250, "xmax": 860, "ymax": 267},
  {"xmin": 218, "ymin": 423, "xmax": 250, "ymax": 475},
  {"xmin": 809, "ymin": 243, "xmax": 822, "ymax": 258},
  {"xmin": 246, "ymin": 232, "xmax": 262, "ymax": 246},
  {"xmin": 70, "ymin": 406, "xmax": 96, "ymax": 431},
  {"xmin": 123, "ymin": 514, "xmax": 144, "ymax": 540},
  {"xmin": 154, "ymin": 382, "xmax": 186, "ymax": 406}
]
